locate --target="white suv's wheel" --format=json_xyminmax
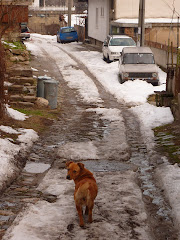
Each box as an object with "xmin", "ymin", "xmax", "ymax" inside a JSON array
[
  {"xmin": 107, "ymin": 55, "xmax": 111, "ymax": 63},
  {"xmin": 103, "ymin": 54, "xmax": 107, "ymax": 62}
]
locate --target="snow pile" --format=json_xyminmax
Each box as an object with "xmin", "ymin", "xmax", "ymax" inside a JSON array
[
  {"xmin": 114, "ymin": 18, "xmax": 180, "ymax": 24},
  {"xmin": 6, "ymin": 106, "xmax": 28, "ymax": 121},
  {"xmin": 156, "ymin": 163, "xmax": 180, "ymax": 230},
  {"xmin": 131, "ymin": 103, "xmax": 174, "ymax": 129},
  {"xmin": 0, "ymin": 110, "xmax": 38, "ymax": 191},
  {"xmin": 130, "ymin": 103, "xmax": 174, "ymax": 150},
  {"xmin": 61, "ymin": 43, "xmax": 166, "ymax": 105}
]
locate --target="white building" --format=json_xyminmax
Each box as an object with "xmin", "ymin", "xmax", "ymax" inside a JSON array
[{"xmin": 88, "ymin": 0, "xmax": 180, "ymax": 46}]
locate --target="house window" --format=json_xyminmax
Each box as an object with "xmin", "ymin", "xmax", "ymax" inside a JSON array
[
  {"xmin": 96, "ymin": 8, "xmax": 98, "ymax": 28},
  {"xmin": 111, "ymin": 0, "xmax": 114, "ymax": 10},
  {"xmin": 101, "ymin": 7, "xmax": 104, "ymax": 17},
  {"xmin": 134, "ymin": 28, "xmax": 138, "ymax": 34},
  {"xmin": 39, "ymin": 0, "xmax": 44, "ymax": 7},
  {"xmin": 111, "ymin": 26, "xmax": 125, "ymax": 35}
]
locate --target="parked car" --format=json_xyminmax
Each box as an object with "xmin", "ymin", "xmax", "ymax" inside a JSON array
[
  {"xmin": 57, "ymin": 26, "xmax": 78, "ymax": 43},
  {"xmin": 102, "ymin": 35, "xmax": 136, "ymax": 63},
  {"xmin": 118, "ymin": 47, "xmax": 159, "ymax": 86},
  {"xmin": 20, "ymin": 26, "xmax": 30, "ymax": 40}
]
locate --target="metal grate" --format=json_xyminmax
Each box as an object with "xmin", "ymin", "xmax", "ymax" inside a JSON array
[{"xmin": 129, "ymin": 72, "xmax": 152, "ymax": 78}]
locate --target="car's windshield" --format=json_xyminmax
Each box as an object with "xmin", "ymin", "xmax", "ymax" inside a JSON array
[
  {"xmin": 21, "ymin": 27, "xmax": 29, "ymax": 33},
  {"xmin": 122, "ymin": 53, "xmax": 155, "ymax": 64},
  {"xmin": 61, "ymin": 27, "xmax": 76, "ymax": 33},
  {"xmin": 109, "ymin": 38, "xmax": 136, "ymax": 46}
]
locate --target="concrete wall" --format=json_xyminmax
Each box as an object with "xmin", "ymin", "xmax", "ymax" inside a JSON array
[
  {"xmin": 115, "ymin": 0, "xmax": 180, "ymax": 18},
  {"xmin": 145, "ymin": 25, "xmax": 180, "ymax": 47},
  {"xmin": 151, "ymin": 46, "xmax": 177, "ymax": 70},
  {"xmin": 88, "ymin": 0, "xmax": 180, "ymax": 46},
  {"xmin": 88, "ymin": 0, "xmax": 110, "ymax": 42},
  {"xmin": 28, "ymin": 10, "xmax": 65, "ymax": 34}
]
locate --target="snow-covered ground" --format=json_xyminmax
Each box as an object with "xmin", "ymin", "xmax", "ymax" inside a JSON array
[
  {"xmin": 1, "ymin": 34, "xmax": 180, "ymax": 239},
  {"xmin": 0, "ymin": 106, "xmax": 38, "ymax": 191}
]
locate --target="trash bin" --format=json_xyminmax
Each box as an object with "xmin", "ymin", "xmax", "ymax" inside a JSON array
[
  {"xmin": 37, "ymin": 76, "xmax": 52, "ymax": 98},
  {"xmin": 44, "ymin": 79, "xmax": 58, "ymax": 109}
]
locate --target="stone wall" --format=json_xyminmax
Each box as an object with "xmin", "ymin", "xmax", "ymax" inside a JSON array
[{"xmin": 5, "ymin": 48, "xmax": 37, "ymax": 107}]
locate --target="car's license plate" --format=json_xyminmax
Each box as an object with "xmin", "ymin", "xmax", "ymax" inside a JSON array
[{"xmin": 67, "ymin": 37, "xmax": 73, "ymax": 39}]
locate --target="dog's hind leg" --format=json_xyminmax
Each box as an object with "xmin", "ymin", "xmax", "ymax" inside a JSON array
[
  {"xmin": 76, "ymin": 205, "xmax": 84, "ymax": 227},
  {"xmin": 85, "ymin": 206, "xmax": 89, "ymax": 215},
  {"xmin": 87, "ymin": 203, "xmax": 94, "ymax": 223}
]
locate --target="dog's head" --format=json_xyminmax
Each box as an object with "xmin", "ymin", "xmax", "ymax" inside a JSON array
[{"xmin": 66, "ymin": 161, "xmax": 84, "ymax": 180}]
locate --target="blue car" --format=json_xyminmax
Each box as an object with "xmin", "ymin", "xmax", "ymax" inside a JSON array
[{"xmin": 57, "ymin": 27, "xmax": 78, "ymax": 43}]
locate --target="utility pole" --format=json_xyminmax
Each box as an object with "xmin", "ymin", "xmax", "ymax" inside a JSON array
[
  {"xmin": 138, "ymin": 0, "xmax": 145, "ymax": 46},
  {"xmin": 177, "ymin": 16, "xmax": 179, "ymax": 49},
  {"xmin": 68, "ymin": 0, "xmax": 71, "ymax": 27}
]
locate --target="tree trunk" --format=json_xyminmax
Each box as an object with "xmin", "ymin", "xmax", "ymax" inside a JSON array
[{"xmin": 0, "ymin": 40, "xmax": 6, "ymax": 119}]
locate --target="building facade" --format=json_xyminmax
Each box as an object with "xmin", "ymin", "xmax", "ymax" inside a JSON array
[{"xmin": 88, "ymin": 0, "xmax": 180, "ymax": 47}]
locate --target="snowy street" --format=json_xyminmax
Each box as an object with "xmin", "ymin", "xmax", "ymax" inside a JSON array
[{"xmin": 1, "ymin": 34, "xmax": 180, "ymax": 239}]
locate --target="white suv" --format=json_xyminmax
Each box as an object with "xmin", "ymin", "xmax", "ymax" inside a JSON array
[{"xmin": 102, "ymin": 35, "xmax": 136, "ymax": 63}]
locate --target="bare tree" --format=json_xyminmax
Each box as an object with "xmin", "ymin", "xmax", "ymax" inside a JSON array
[
  {"xmin": 0, "ymin": 1, "xmax": 28, "ymax": 118},
  {"xmin": 0, "ymin": 40, "xmax": 6, "ymax": 119}
]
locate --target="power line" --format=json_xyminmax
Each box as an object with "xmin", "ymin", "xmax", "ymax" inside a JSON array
[{"xmin": 161, "ymin": 0, "xmax": 180, "ymax": 17}]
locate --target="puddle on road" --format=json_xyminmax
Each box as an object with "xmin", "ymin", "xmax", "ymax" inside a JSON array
[
  {"xmin": 81, "ymin": 160, "xmax": 137, "ymax": 172},
  {"xmin": 24, "ymin": 162, "xmax": 50, "ymax": 173}
]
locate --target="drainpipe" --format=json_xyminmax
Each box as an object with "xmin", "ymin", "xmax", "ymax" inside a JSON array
[{"xmin": 177, "ymin": 17, "xmax": 179, "ymax": 49}]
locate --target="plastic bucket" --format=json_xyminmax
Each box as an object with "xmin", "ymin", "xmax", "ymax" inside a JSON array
[
  {"xmin": 44, "ymin": 79, "xmax": 58, "ymax": 109},
  {"xmin": 37, "ymin": 76, "xmax": 52, "ymax": 98}
]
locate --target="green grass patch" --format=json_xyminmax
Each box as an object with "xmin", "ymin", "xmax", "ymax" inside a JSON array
[
  {"xmin": 3, "ymin": 41, "xmax": 26, "ymax": 50},
  {"xmin": 15, "ymin": 108, "xmax": 58, "ymax": 119},
  {"xmin": 154, "ymin": 123, "xmax": 180, "ymax": 164},
  {"xmin": 0, "ymin": 131, "xmax": 19, "ymax": 142},
  {"xmin": 148, "ymin": 94, "xmax": 156, "ymax": 103},
  {"xmin": 0, "ymin": 107, "xmax": 60, "ymax": 135}
]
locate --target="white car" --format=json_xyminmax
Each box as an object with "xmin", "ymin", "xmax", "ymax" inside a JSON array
[
  {"xmin": 102, "ymin": 35, "xmax": 136, "ymax": 63},
  {"xmin": 118, "ymin": 47, "xmax": 159, "ymax": 86},
  {"xmin": 20, "ymin": 27, "xmax": 30, "ymax": 40}
]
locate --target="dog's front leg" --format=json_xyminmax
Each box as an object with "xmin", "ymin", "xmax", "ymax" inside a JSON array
[{"xmin": 76, "ymin": 205, "xmax": 84, "ymax": 227}]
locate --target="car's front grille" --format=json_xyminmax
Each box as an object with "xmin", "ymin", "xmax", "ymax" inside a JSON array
[{"xmin": 129, "ymin": 72, "xmax": 152, "ymax": 78}]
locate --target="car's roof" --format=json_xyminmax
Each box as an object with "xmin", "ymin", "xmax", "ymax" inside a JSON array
[
  {"xmin": 122, "ymin": 47, "xmax": 153, "ymax": 54},
  {"xmin": 108, "ymin": 35, "xmax": 133, "ymax": 39},
  {"xmin": 61, "ymin": 26, "xmax": 74, "ymax": 29}
]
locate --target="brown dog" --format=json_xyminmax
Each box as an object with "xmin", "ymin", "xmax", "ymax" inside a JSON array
[{"xmin": 66, "ymin": 161, "xmax": 98, "ymax": 227}]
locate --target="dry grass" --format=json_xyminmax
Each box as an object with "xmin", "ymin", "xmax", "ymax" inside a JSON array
[{"xmin": 0, "ymin": 107, "xmax": 59, "ymax": 135}]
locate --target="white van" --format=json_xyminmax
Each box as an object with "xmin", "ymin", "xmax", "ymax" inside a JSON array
[{"xmin": 102, "ymin": 35, "xmax": 136, "ymax": 63}]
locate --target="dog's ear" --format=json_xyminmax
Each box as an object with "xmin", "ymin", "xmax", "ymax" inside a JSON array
[
  {"xmin": 66, "ymin": 161, "xmax": 73, "ymax": 168},
  {"xmin": 77, "ymin": 163, "xmax": 84, "ymax": 170}
]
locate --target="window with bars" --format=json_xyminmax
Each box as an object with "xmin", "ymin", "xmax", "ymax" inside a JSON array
[
  {"xmin": 101, "ymin": 7, "xmax": 104, "ymax": 17},
  {"xmin": 96, "ymin": 8, "xmax": 98, "ymax": 28}
]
